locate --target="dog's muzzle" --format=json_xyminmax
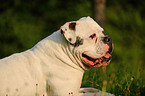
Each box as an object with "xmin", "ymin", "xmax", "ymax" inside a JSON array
[{"xmin": 82, "ymin": 36, "xmax": 113, "ymax": 68}]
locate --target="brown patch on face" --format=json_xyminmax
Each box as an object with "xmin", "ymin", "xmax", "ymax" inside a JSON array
[
  {"xmin": 68, "ymin": 38, "xmax": 72, "ymax": 42},
  {"xmin": 60, "ymin": 29, "xmax": 65, "ymax": 34},
  {"xmin": 69, "ymin": 22, "xmax": 76, "ymax": 30},
  {"xmin": 89, "ymin": 33, "xmax": 96, "ymax": 39},
  {"xmin": 74, "ymin": 36, "xmax": 83, "ymax": 47}
]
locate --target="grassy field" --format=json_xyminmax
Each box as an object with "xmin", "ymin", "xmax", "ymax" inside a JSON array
[{"xmin": 82, "ymin": 58, "xmax": 145, "ymax": 96}]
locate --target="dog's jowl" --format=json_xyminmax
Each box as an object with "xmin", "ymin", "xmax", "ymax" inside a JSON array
[{"xmin": 0, "ymin": 16, "xmax": 113, "ymax": 96}]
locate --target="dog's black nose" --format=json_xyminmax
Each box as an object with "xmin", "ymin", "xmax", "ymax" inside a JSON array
[
  {"xmin": 103, "ymin": 36, "xmax": 112, "ymax": 44},
  {"xmin": 103, "ymin": 36, "xmax": 113, "ymax": 54}
]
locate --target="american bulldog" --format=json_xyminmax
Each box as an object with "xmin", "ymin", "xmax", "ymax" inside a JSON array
[{"xmin": 0, "ymin": 16, "xmax": 112, "ymax": 96}]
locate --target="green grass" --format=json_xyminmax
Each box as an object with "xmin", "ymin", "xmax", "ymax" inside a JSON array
[{"xmin": 82, "ymin": 59, "xmax": 145, "ymax": 95}]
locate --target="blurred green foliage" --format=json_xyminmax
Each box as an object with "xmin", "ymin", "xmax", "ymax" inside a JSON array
[
  {"xmin": 0, "ymin": 0, "xmax": 145, "ymax": 95},
  {"xmin": 0, "ymin": 0, "xmax": 91, "ymax": 57}
]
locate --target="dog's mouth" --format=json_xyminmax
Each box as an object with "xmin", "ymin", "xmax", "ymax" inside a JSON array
[{"xmin": 81, "ymin": 52, "xmax": 112, "ymax": 67}]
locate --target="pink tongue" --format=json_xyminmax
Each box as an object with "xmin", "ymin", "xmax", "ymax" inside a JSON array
[
  {"xmin": 83, "ymin": 57, "xmax": 96, "ymax": 66},
  {"xmin": 104, "ymin": 53, "xmax": 111, "ymax": 58},
  {"xmin": 95, "ymin": 58, "xmax": 103, "ymax": 64},
  {"xmin": 83, "ymin": 53, "xmax": 111, "ymax": 66}
]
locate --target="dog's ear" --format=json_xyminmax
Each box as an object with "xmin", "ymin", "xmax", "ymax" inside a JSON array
[{"xmin": 60, "ymin": 22, "xmax": 77, "ymax": 44}]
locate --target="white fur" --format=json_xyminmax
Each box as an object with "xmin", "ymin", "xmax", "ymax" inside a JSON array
[
  {"xmin": 0, "ymin": 31, "xmax": 84, "ymax": 96},
  {"xmin": 0, "ymin": 17, "xmax": 110, "ymax": 96}
]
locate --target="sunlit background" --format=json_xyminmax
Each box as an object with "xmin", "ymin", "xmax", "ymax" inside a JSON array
[{"xmin": 0, "ymin": 0, "xmax": 145, "ymax": 95}]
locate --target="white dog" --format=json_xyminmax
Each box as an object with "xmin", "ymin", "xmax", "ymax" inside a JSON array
[{"xmin": 0, "ymin": 17, "xmax": 113, "ymax": 96}]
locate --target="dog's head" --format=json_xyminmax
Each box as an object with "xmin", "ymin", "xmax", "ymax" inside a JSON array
[{"xmin": 60, "ymin": 16, "xmax": 113, "ymax": 69}]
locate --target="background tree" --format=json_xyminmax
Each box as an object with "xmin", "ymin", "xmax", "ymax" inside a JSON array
[{"xmin": 92, "ymin": 0, "xmax": 106, "ymax": 27}]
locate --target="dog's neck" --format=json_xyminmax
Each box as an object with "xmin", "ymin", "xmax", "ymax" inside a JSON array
[
  {"xmin": 35, "ymin": 30, "xmax": 84, "ymax": 71},
  {"xmin": 31, "ymin": 30, "xmax": 84, "ymax": 95}
]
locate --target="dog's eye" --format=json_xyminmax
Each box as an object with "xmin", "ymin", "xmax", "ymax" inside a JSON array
[{"xmin": 89, "ymin": 33, "xmax": 96, "ymax": 39}]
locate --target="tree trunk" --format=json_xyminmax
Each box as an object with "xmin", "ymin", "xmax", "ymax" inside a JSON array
[{"xmin": 92, "ymin": 0, "xmax": 106, "ymax": 27}]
